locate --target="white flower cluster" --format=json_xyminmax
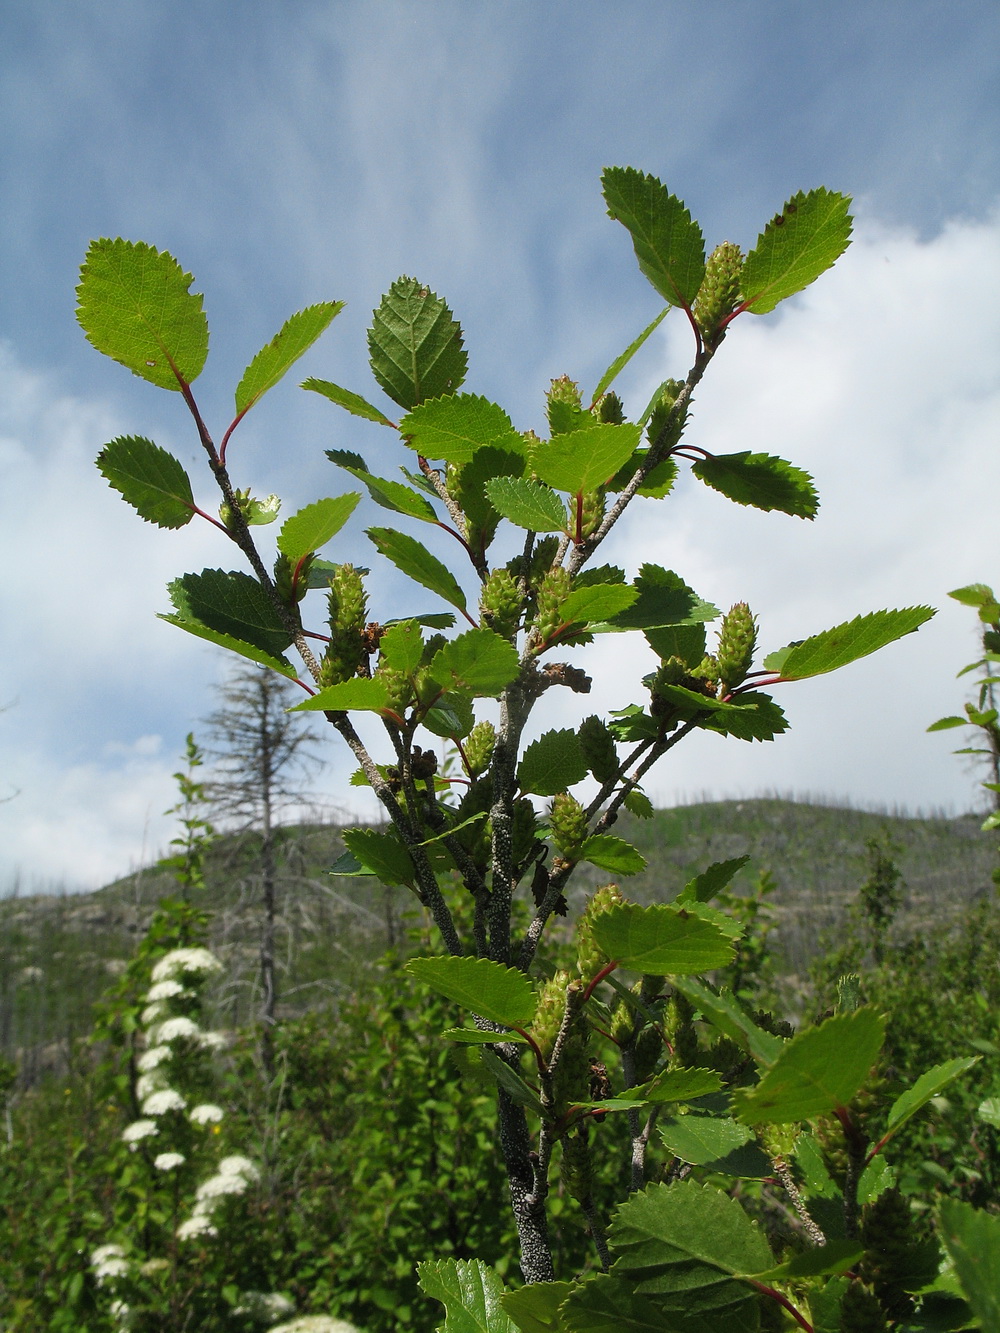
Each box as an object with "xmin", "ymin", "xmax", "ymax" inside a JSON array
[
  {"xmin": 141, "ymin": 1088, "xmax": 187, "ymax": 1117},
  {"xmin": 233, "ymin": 1291, "xmax": 296, "ymax": 1320},
  {"xmin": 151, "ymin": 947, "xmax": 223, "ymax": 982},
  {"xmin": 136, "ymin": 1044, "xmax": 171, "ymax": 1072},
  {"xmin": 146, "ymin": 979, "xmax": 187, "ymax": 1002},
  {"xmin": 271, "ymin": 1319, "xmax": 363, "ymax": 1333},
  {"xmin": 189, "ymin": 1102, "xmax": 224, "ymax": 1126},
  {"xmin": 122, "ymin": 1119, "xmax": 158, "ymax": 1148},
  {"xmin": 91, "ymin": 1243, "xmax": 130, "ymax": 1285},
  {"xmin": 178, "ymin": 1153, "xmax": 261, "ymax": 1241},
  {"xmin": 154, "ymin": 1152, "xmax": 185, "ymax": 1172}
]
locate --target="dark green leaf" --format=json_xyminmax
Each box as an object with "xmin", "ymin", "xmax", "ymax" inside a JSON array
[
  {"xmin": 340, "ymin": 462, "xmax": 440, "ymax": 523},
  {"xmin": 290, "ymin": 678, "xmax": 391, "ymax": 712},
  {"xmin": 157, "ymin": 614, "xmax": 296, "ymax": 676},
  {"xmin": 658, "ymin": 1114, "xmax": 752, "ymax": 1166},
  {"xmin": 367, "ymin": 526, "xmax": 468, "ymax": 612},
  {"xmin": 479, "ymin": 1049, "xmax": 544, "ymax": 1114},
  {"xmin": 422, "ymin": 692, "xmax": 476, "ymax": 739},
  {"xmin": 485, "ymin": 476, "xmax": 568, "ymax": 533},
  {"xmin": 734, "ymin": 1008, "xmax": 886, "ymax": 1125},
  {"xmin": 562, "ymin": 584, "xmax": 638, "ymax": 626},
  {"xmin": 608, "ymin": 449, "xmax": 678, "ymax": 499},
  {"xmin": 407, "ymin": 955, "xmax": 537, "ymax": 1028},
  {"xmin": 236, "ymin": 303, "xmax": 342, "ymax": 415},
  {"xmin": 445, "ymin": 1028, "xmax": 529, "ymax": 1046},
  {"xmin": 643, "ymin": 624, "xmax": 706, "ymax": 667},
  {"xmin": 453, "ymin": 447, "xmax": 526, "ymax": 550},
  {"xmin": 368, "ymin": 277, "xmax": 467, "ymax": 410},
  {"xmin": 531, "ymin": 423, "xmax": 642, "ymax": 495},
  {"xmin": 691, "ymin": 451, "xmax": 818, "ymax": 519},
  {"xmin": 594, "ymin": 306, "xmax": 670, "ymax": 398},
  {"xmin": 400, "ymin": 394, "xmax": 524, "ymax": 465},
  {"xmin": 701, "ymin": 692, "xmax": 789, "ymax": 743},
  {"xmin": 518, "ymin": 729, "xmax": 588, "ymax": 797},
  {"xmin": 97, "ymin": 436, "xmax": 195, "ymax": 528},
  {"xmin": 752, "ymin": 1240, "xmax": 864, "ymax": 1281},
  {"xmin": 417, "ymin": 1258, "xmax": 516, "ymax": 1333},
  {"xmin": 77, "ymin": 238, "xmax": 208, "ymax": 389},
  {"xmin": 341, "ymin": 827, "xmax": 416, "ymax": 887},
  {"xmin": 304, "ymin": 377, "xmax": 397, "ymax": 426},
  {"xmin": 741, "ymin": 189, "xmax": 853, "ymax": 315},
  {"xmin": 601, "ymin": 168, "xmax": 706, "ymax": 307},
  {"xmin": 578, "ymin": 835, "xmax": 647, "ymax": 877},
  {"xmin": 560, "ymin": 1274, "xmax": 681, "ymax": 1333},
  {"xmin": 592, "ymin": 903, "xmax": 734, "ymax": 972},
  {"xmin": 610, "ymin": 566, "xmax": 719, "ymax": 634},
  {"xmin": 167, "ymin": 570, "xmax": 292, "ymax": 657},
  {"xmin": 679, "ymin": 857, "xmax": 751, "ymax": 904},
  {"xmin": 671, "ymin": 979, "xmax": 784, "ymax": 1065},
  {"xmin": 764, "ymin": 607, "xmax": 936, "ymax": 679},
  {"xmin": 884, "ymin": 1057, "xmax": 979, "ymax": 1137},
  {"xmin": 276, "ymin": 494, "xmax": 361, "ymax": 563},
  {"xmin": 428, "ymin": 628, "xmax": 520, "ymax": 697},
  {"xmin": 501, "ymin": 1282, "xmax": 573, "ymax": 1333},
  {"xmin": 938, "ymin": 1200, "xmax": 1000, "ymax": 1330}
]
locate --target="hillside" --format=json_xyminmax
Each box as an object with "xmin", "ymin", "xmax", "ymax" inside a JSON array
[{"xmin": 2, "ymin": 798, "xmax": 995, "ymax": 1080}]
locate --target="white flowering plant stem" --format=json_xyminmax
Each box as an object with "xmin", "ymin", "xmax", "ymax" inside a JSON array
[{"xmin": 79, "ymin": 169, "xmax": 996, "ymax": 1329}]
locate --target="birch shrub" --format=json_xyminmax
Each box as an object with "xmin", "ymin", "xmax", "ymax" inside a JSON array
[{"xmin": 78, "ymin": 167, "xmax": 1000, "ymax": 1331}]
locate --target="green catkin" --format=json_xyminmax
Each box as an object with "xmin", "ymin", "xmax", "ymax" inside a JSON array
[
  {"xmin": 530, "ymin": 970, "xmax": 570, "ymax": 1062},
  {"xmin": 576, "ymin": 884, "xmax": 624, "ymax": 983},
  {"xmin": 715, "ymin": 602, "xmax": 757, "ymax": 691},
  {"xmin": 463, "ymin": 720, "xmax": 496, "ymax": 777},
  {"xmin": 577, "ymin": 714, "xmax": 620, "ymax": 783},
  {"xmin": 838, "ymin": 1282, "xmax": 889, "ymax": 1333},
  {"xmin": 319, "ymin": 564, "xmax": 368, "ymax": 687},
  {"xmin": 560, "ymin": 1125, "xmax": 594, "ymax": 1202},
  {"xmin": 479, "ymin": 567, "xmax": 523, "ymax": 640},
  {"xmin": 549, "ymin": 793, "xmax": 588, "ymax": 858},
  {"xmin": 546, "ymin": 374, "xmax": 587, "ymax": 435},
  {"xmin": 579, "ymin": 488, "xmax": 606, "ymax": 539},
  {"xmin": 533, "ymin": 567, "xmax": 572, "ymax": 645},
  {"xmin": 693, "ymin": 241, "xmax": 745, "ymax": 345},
  {"xmin": 592, "ymin": 390, "xmax": 624, "ymax": 425},
  {"xmin": 645, "ymin": 379, "xmax": 687, "ymax": 452},
  {"xmin": 859, "ymin": 1188, "xmax": 916, "ymax": 1322},
  {"xmin": 664, "ymin": 992, "xmax": 699, "ymax": 1069}
]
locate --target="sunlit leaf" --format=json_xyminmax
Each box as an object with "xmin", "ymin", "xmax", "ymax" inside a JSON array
[{"xmin": 235, "ymin": 303, "xmax": 343, "ymax": 414}]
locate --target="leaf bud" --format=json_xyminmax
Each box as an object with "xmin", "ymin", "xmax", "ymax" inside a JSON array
[
  {"xmin": 273, "ymin": 551, "xmax": 313, "ymax": 606},
  {"xmin": 579, "ymin": 488, "xmax": 606, "ymax": 539},
  {"xmin": 645, "ymin": 379, "xmax": 687, "ymax": 451},
  {"xmin": 219, "ymin": 487, "xmax": 281, "ymax": 530},
  {"xmin": 592, "ymin": 391, "xmax": 624, "ymax": 425},
  {"xmin": 546, "ymin": 375, "xmax": 586, "ymax": 435},
  {"xmin": 548, "ymin": 793, "xmax": 588, "ymax": 858},
  {"xmin": 373, "ymin": 662, "xmax": 413, "ymax": 715},
  {"xmin": 529, "ymin": 970, "xmax": 570, "ymax": 1063},
  {"xmin": 576, "ymin": 883, "xmax": 624, "ymax": 983},
  {"xmin": 479, "ymin": 568, "xmax": 523, "ymax": 640},
  {"xmin": 693, "ymin": 241, "xmax": 745, "ymax": 345},
  {"xmin": 633, "ymin": 1025, "xmax": 664, "ymax": 1084},
  {"xmin": 463, "ymin": 720, "xmax": 496, "ymax": 777},
  {"xmin": 664, "ymin": 991, "xmax": 699, "ymax": 1069},
  {"xmin": 715, "ymin": 602, "xmax": 757, "ymax": 691},
  {"xmin": 533, "ymin": 567, "xmax": 572, "ymax": 646},
  {"xmin": 319, "ymin": 564, "xmax": 368, "ymax": 686},
  {"xmin": 578, "ymin": 715, "xmax": 619, "ymax": 783}
]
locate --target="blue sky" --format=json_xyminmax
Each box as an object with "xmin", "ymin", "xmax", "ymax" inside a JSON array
[{"xmin": 1, "ymin": 1, "xmax": 999, "ymax": 889}]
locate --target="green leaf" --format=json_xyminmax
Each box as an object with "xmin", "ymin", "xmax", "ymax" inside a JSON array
[
  {"xmin": 857, "ymin": 1155, "xmax": 895, "ymax": 1206},
  {"xmin": 453, "ymin": 447, "xmax": 526, "ymax": 551},
  {"xmin": 417, "ymin": 1259, "xmax": 516, "ymax": 1333},
  {"xmin": 609, "ymin": 1180, "xmax": 772, "ymax": 1324},
  {"xmin": 518, "ymin": 729, "xmax": 588, "ymax": 797},
  {"xmin": 883, "ymin": 1057, "xmax": 979, "ymax": 1138},
  {"xmin": 700, "ymin": 692, "xmax": 789, "ymax": 744},
  {"xmin": 591, "ymin": 903, "xmax": 735, "ymax": 973},
  {"xmin": 601, "ymin": 167, "xmax": 706, "ymax": 308},
  {"xmin": 158, "ymin": 614, "xmax": 297, "ymax": 676},
  {"xmin": 484, "ymin": 476, "xmax": 568, "ymax": 534},
  {"xmin": 741, "ymin": 188, "xmax": 853, "ymax": 315},
  {"xmin": 341, "ymin": 827, "xmax": 416, "ymax": 887},
  {"xmin": 764, "ymin": 607, "xmax": 936, "ymax": 680},
  {"xmin": 400, "ymin": 394, "xmax": 524, "ymax": 465},
  {"xmin": 658, "ymin": 1114, "xmax": 752, "ymax": 1166},
  {"xmin": 978, "ymin": 1096, "xmax": 1000, "ymax": 1128},
  {"xmin": 303, "ymin": 377, "xmax": 397, "ymax": 426},
  {"xmin": 428, "ymin": 628, "xmax": 520, "ymax": 697},
  {"xmin": 406, "ymin": 956, "xmax": 538, "ymax": 1028},
  {"xmin": 276, "ymin": 494, "xmax": 361, "ymax": 563},
  {"xmin": 578, "ymin": 836, "xmax": 647, "ymax": 877},
  {"xmin": 610, "ymin": 566, "xmax": 719, "ymax": 634},
  {"xmin": 77, "ymin": 238, "xmax": 208, "ymax": 389},
  {"xmin": 594, "ymin": 306, "xmax": 670, "ymax": 398},
  {"xmin": 679, "ymin": 857, "xmax": 751, "ymax": 904},
  {"xmin": 643, "ymin": 624, "xmax": 706, "ymax": 667},
  {"xmin": 96, "ymin": 436, "xmax": 195, "ymax": 528},
  {"xmin": 607, "ymin": 449, "xmax": 678, "ymax": 500},
  {"xmin": 795, "ymin": 1134, "xmax": 839, "ymax": 1199},
  {"xmin": 949, "ymin": 582, "xmax": 997, "ymax": 610},
  {"xmin": 336, "ymin": 460, "xmax": 440, "ymax": 524},
  {"xmin": 691, "ymin": 451, "xmax": 818, "ymax": 519},
  {"xmin": 938, "ymin": 1199, "xmax": 1000, "ymax": 1331},
  {"xmin": 235, "ymin": 303, "xmax": 343, "ymax": 415},
  {"xmin": 479, "ymin": 1049, "xmax": 544, "ymax": 1114},
  {"xmin": 671, "ymin": 978, "xmax": 784, "ymax": 1065},
  {"xmin": 639, "ymin": 1067, "xmax": 723, "ymax": 1104},
  {"xmin": 752, "ymin": 1240, "xmax": 864, "ymax": 1281},
  {"xmin": 379, "ymin": 620, "xmax": 425, "ymax": 674},
  {"xmin": 367, "ymin": 526, "xmax": 468, "ymax": 613},
  {"xmin": 734, "ymin": 1008, "xmax": 886, "ymax": 1126},
  {"xmin": 927, "ymin": 716, "xmax": 968, "ymax": 732},
  {"xmin": 422, "ymin": 693, "xmax": 476, "ymax": 740},
  {"xmin": 559, "ymin": 1274, "xmax": 678, "ymax": 1333},
  {"xmin": 289, "ymin": 678, "xmax": 391, "ymax": 712},
  {"xmin": 167, "ymin": 570, "xmax": 292, "ymax": 658},
  {"xmin": 445, "ymin": 1028, "xmax": 529, "ymax": 1046},
  {"xmin": 369, "ymin": 277, "xmax": 467, "ymax": 411},
  {"xmin": 530, "ymin": 423, "xmax": 642, "ymax": 495},
  {"xmin": 501, "ymin": 1282, "xmax": 573, "ymax": 1333},
  {"xmin": 562, "ymin": 584, "xmax": 638, "ymax": 626}
]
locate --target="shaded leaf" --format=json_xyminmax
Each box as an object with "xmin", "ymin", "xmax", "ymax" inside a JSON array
[
  {"xmin": 501, "ymin": 1282, "xmax": 573, "ymax": 1333},
  {"xmin": 700, "ymin": 692, "xmax": 789, "ymax": 743},
  {"xmin": 97, "ymin": 435, "xmax": 195, "ymax": 528},
  {"xmin": 752, "ymin": 1240, "xmax": 864, "ymax": 1281},
  {"xmin": 658, "ymin": 1114, "xmax": 752, "ymax": 1166},
  {"xmin": 671, "ymin": 978, "xmax": 784, "ymax": 1065},
  {"xmin": 735, "ymin": 1008, "xmax": 886, "ymax": 1126},
  {"xmin": 428, "ymin": 628, "xmax": 520, "ymax": 697},
  {"xmin": 559, "ymin": 1273, "xmax": 683, "ymax": 1333},
  {"xmin": 639, "ymin": 1067, "xmax": 723, "ymax": 1104},
  {"xmin": 601, "ymin": 167, "xmax": 706, "ymax": 307},
  {"xmin": 480, "ymin": 1049, "xmax": 544, "ymax": 1114},
  {"xmin": 445, "ymin": 1028, "xmax": 529, "ymax": 1046},
  {"xmin": 453, "ymin": 447, "xmax": 526, "ymax": 551},
  {"xmin": 303, "ymin": 377, "xmax": 397, "ymax": 425},
  {"xmin": 578, "ymin": 835, "xmax": 647, "ymax": 877},
  {"xmin": 276, "ymin": 494, "xmax": 361, "ymax": 563},
  {"xmin": 158, "ymin": 614, "xmax": 296, "ymax": 677},
  {"xmin": 764, "ymin": 607, "xmax": 936, "ymax": 679},
  {"xmin": 379, "ymin": 620, "xmax": 425, "ymax": 673},
  {"xmin": 407, "ymin": 955, "xmax": 538, "ymax": 1028},
  {"xmin": 485, "ymin": 476, "xmax": 568, "ymax": 534},
  {"xmin": 341, "ymin": 826, "xmax": 416, "ymax": 887},
  {"xmin": 691, "ymin": 451, "xmax": 818, "ymax": 519},
  {"xmin": 531, "ymin": 423, "xmax": 642, "ymax": 495},
  {"xmin": 77, "ymin": 238, "xmax": 208, "ymax": 389},
  {"xmin": 518, "ymin": 730, "xmax": 588, "ymax": 797},
  {"xmin": 401, "ymin": 394, "xmax": 525, "ymax": 465},
  {"xmin": 417, "ymin": 1258, "xmax": 516, "ymax": 1333},
  {"xmin": 167, "ymin": 569, "xmax": 292, "ymax": 658},
  {"xmin": 369, "ymin": 277, "xmax": 467, "ymax": 410},
  {"xmin": 938, "ymin": 1199, "xmax": 1000, "ymax": 1331},
  {"xmin": 591, "ymin": 903, "xmax": 734, "ymax": 973},
  {"xmin": 610, "ymin": 566, "xmax": 719, "ymax": 634},
  {"xmin": 741, "ymin": 188, "xmax": 853, "ymax": 315},
  {"xmin": 422, "ymin": 692, "xmax": 476, "ymax": 740},
  {"xmin": 236, "ymin": 303, "xmax": 342, "ymax": 414},
  {"xmin": 679, "ymin": 857, "xmax": 751, "ymax": 904},
  {"xmin": 367, "ymin": 526, "xmax": 468, "ymax": 612}
]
